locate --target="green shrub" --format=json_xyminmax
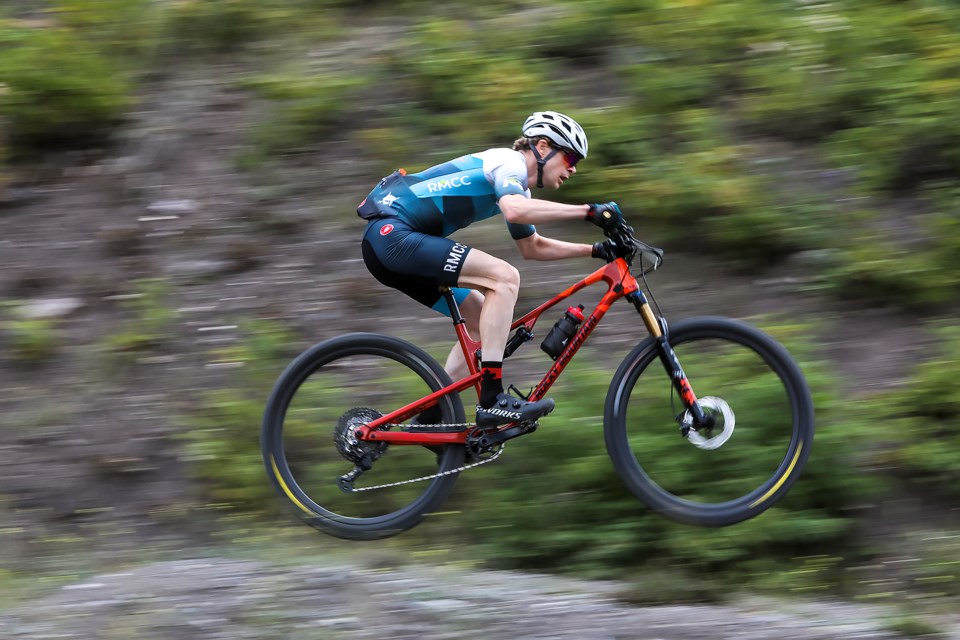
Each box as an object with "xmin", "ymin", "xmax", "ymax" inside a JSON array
[
  {"xmin": 50, "ymin": 0, "xmax": 161, "ymax": 61},
  {"xmin": 386, "ymin": 17, "xmax": 551, "ymax": 147},
  {"xmin": 96, "ymin": 279, "xmax": 179, "ymax": 376},
  {"xmin": 826, "ymin": 237, "xmax": 958, "ymax": 310},
  {"xmin": 185, "ymin": 388, "xmax": 277, "ymax": 509},
  {"xmin": 159, "ymin": 0, "xmax": 275, "ymax": 54},
  {"xmin": 240, "ymin": 71, "xmax": 366, "ymax": 157},
  {"xmin": 4, "ymin": 317, "xmax": 61, "ymax": 363},
  {"xmin": 523, "ymin": 1, "xmax": 637, "ymax": 60},
  {"xmin": 0, "ymin": 25, "xmax": 131, "ymax": 151},
  {"xmin": 444, "ymin": 331, "xmax": 877, "ymax": 593},
  {"xmin": 619, "ymin": 0, "xmax": 793, "ymax": 114},
  {"xmin": 183, "ymin": 318, "xmax": 300, "ymax": 509},
  {"xmin": 875, "ymin": 323, "xmax": 960, "ymax": 503}
]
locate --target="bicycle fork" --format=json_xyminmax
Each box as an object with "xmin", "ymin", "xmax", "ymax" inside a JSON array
[{"xmin": 627, "ymin": 291, "xmax": 714, "ymax": 433}]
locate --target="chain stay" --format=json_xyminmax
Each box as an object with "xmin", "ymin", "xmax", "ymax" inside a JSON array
[{"xmin": 344, "ymin": 422, "xmax": 501, "ymax": 492}]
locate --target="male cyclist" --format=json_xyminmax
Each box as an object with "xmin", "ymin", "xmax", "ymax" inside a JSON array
[{"xmin": 358, "ymin": 111, "xmax": 626, "ymax": 429}]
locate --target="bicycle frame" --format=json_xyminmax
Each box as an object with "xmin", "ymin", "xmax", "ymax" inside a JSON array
[{"xmin": 354, "ymin": 256, "xmax": 705, "ymax": 446}]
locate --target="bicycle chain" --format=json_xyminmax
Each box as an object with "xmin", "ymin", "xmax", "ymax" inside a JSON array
[{"xmin": 345, "ymin": 422, "xmax": 503, "ymax": 493}]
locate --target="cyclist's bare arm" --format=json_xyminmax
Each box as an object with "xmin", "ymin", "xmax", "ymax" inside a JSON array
[
  {"xmin": 499, "ymin": 194, "xmax": 590, "ymax": 225},
  {"xmin": 515, "ymin": 232, "xmax": 593, "ymax": 261}
]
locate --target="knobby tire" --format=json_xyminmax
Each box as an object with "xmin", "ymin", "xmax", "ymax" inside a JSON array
[
  {"xmin": 261, "ymin": 333, "xmax": 466, "ymax": 540},
  {"xmin": 604, "ymin": 317, "xmax": 814, "ymax": 526}
]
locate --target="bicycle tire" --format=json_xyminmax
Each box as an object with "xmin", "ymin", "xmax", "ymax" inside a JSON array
[
  {"xmin": 261, "ymin": 333, "xmax": 466, "ymax": 540},
  {"xmin": 604, "ymin": 316, "xmax": 814, "ymax": 527}
]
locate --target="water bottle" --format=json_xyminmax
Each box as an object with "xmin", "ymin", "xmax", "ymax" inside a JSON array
[{"xmin": 540, "ymin": 304, "xmax": 585, "ymax": 360}]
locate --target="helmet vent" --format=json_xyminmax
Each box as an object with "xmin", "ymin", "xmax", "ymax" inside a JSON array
[{"xmin": 521, "ymin": 110, "xmax": 588, "ymax": 159}]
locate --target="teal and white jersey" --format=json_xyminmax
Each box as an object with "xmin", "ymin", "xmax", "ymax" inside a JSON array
[{"xmin": 367, "ymin": 148, "xmax": 536, "ymax": 239}]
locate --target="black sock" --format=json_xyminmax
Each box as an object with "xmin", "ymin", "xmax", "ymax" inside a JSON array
[{"xmin": 479, "ymin": 361, "xmax": 504, "ymax": 408}]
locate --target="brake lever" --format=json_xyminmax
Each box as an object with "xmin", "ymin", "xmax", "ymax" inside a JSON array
[{"xmin": 634, "ymin": 240, "xmax": 664, "ymax": 271}]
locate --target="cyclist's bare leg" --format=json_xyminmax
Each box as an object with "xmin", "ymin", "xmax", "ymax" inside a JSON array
[
  {"xmin": 454, "ymin": 249, "xmax": 519, "ymax": 363},
  {"xmin": 443, "ymin": 290, "xmax": 483, "ymax": 382},
  {"xmin": 447, "ymin": 250, "xmax": 553, "ymax": 426},
  {"xmin": 438, "ymin": 249, "xmax": 554, "ymax": 429}
]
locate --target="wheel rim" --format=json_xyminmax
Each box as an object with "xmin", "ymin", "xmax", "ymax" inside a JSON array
[
  {"xmin": 269, "ymin": 345, "xmax": 462, "ymax": 525},
  {"xmin": 617, "ymin": 329, "xmax": 805, "ymax": 510}
]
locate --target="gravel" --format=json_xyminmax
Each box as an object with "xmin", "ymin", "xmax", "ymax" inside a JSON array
[{"xmin": 2, "ymin": 558, "xmax": 955, "ymax": 639}]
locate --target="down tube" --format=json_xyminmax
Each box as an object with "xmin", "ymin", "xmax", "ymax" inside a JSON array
[{"xmin": 529, "ymin": 289, "xmax": 621, "ymax": 401}]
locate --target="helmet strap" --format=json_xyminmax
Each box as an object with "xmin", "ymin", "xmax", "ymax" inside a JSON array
[{"xmin": 529, "ymin": 142, "xmax": 559, "ymax": 189}]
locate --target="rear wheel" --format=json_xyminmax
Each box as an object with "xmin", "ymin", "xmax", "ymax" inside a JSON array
[
  {"xmin": 261, "ymin": 333, "xmax": 466, "ymax": 540},
  {"xmin": 604, "ymin": 317, "xmax": 814, "ymax": 526}
]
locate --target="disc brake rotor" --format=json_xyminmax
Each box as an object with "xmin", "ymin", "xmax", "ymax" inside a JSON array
[{"xmin": 683, "ymin": 396, "xmax": 735, "ymax": 450}]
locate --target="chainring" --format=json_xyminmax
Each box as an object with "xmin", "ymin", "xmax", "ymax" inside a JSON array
[{"xmin": 334, "ymin": 407, "xmax": 388, "ymax": 465}]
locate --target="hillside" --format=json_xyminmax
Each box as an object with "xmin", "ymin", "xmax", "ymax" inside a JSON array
[{"xmin": 1, "ymin": 0, "xmax": 959, "ymax": 633}]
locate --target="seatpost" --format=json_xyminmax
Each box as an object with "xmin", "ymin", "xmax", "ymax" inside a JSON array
[
  {"xmin": 440, "ymin": 287, "xmax": 465, "ymax": 325},
  {"xmin": 440, "ymin": 287, "xmax": 481, "ymax": 378}
]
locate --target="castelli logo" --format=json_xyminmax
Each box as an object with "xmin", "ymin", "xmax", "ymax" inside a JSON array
[{"xmin": 380, "ymin": 224, "xmax": 394, "ymax": 236}]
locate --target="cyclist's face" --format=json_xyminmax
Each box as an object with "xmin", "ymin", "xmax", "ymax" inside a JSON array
[{"xmin": 536, "ymin": 140, "xmax": 579, "ymax": 189}]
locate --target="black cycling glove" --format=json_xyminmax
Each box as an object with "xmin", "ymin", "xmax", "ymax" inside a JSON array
[
  {"xmin": 586, "ymin": 202, "xmax": 626, "ymax": 233},
  {"xmin": 592, "ymin": 239, "xmax": 630, "ymax": 262}
]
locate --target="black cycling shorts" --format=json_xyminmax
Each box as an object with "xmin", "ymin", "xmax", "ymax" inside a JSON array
[{"xmin": 361, "ymin": 217, "xmax": 473, "ymax": 314}]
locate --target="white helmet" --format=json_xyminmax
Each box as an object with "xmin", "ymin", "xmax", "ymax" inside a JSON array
[{"xmin": 522, "ymin": 111, "xmax": 588, "ymax": 159}]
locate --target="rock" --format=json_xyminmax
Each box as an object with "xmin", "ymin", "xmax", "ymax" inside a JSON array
[
  {"xmin": 17, "ymin": 298, "xmax": 85, "ymax": 319},
  {"xmin": 147, "ymin": 200, "xmax": 200, "ymax": 215}
]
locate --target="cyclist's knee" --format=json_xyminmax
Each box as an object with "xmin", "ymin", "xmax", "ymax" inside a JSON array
[
  {"xmin": 460, "ymin": 252, "xmax": 520, "ymax": 299},
  {"xmin": 491, "ymin": 263, "xmax": 520, "ymax": 299}
]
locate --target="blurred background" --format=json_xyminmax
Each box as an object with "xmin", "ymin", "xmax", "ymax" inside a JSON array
[{"xmin": 0, "ymin": 0, "xmax": 958, "ymax": 637}]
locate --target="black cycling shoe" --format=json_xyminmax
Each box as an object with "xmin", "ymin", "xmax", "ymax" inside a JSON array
[{"xmin": 475, "ymin": 392, "xmax": 555, "ymax": 430}]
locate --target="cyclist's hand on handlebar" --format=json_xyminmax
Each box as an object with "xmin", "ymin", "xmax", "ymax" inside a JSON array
[
  {"xmin": 592, "ymin": 239, "xmax": 631, "ymax": 262},
  {"xmin": 586, "ymin": 202, "xmax": 626, "ymax": 234}
]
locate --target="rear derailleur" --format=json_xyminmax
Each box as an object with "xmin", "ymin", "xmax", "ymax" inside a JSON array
[{"xmin": 334, "ymin": 407, "xmax": 388, "ymax": 492}]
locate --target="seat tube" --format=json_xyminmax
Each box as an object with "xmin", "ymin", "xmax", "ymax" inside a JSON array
[{"xmin": 441, "ymin": 287, "xmax": 481, "ymax": 379}]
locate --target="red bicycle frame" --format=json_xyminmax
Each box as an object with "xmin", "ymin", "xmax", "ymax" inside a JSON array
[{"xmin": 353, "ymin": 257, "xmax": 670, "ymax": 446}]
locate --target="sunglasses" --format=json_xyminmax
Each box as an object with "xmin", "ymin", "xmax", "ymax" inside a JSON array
[{"xmin": 558, "ymin": 148, "xmax": 581, "ymax": 169}]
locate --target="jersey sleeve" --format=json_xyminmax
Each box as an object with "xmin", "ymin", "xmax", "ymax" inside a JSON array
[
  {"xmin": 505, "ymin": 219, "xmax": 536, "ymax": 240},
  {"xmin": 488, "ymin": 153, "xmax": 536, "ymax": 240}
]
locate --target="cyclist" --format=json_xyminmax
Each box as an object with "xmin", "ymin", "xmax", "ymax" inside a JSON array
[{"xmin": 358, "ymin": 110, "xmax": 626, "ymax": 429}]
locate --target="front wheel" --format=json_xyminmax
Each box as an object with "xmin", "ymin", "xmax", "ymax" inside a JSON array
[
  {"xmin": 261, "ymin": 333, "xmax": 466, "ymax": 540},
  {"xmin": 604, "ymin": 317, "xmax": 814, "ymax": 527}
]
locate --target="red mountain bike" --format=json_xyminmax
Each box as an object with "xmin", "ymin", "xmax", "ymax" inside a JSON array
[{"xmin": 261, "ymin": 222, "xmax": 814, "ymax": 540}]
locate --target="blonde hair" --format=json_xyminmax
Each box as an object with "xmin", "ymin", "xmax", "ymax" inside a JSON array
[{"xmin": 513, "ymin": 136, "xmax": 550, "ymax": 152}]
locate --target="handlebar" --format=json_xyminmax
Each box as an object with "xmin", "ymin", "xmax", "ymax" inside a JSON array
[{"xmin": 605, "ymin": 221, "xmax": 664, "ymax": 274}]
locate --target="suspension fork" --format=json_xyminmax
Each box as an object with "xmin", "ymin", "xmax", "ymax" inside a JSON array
[{"xmin": 626, "ymin": 291, "xmax": 713, "ymax": 429}]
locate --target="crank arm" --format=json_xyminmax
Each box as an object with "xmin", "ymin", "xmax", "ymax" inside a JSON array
[{"xmin": 471, "ymin": 422, "xmax": 538, "ymax": 450}]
